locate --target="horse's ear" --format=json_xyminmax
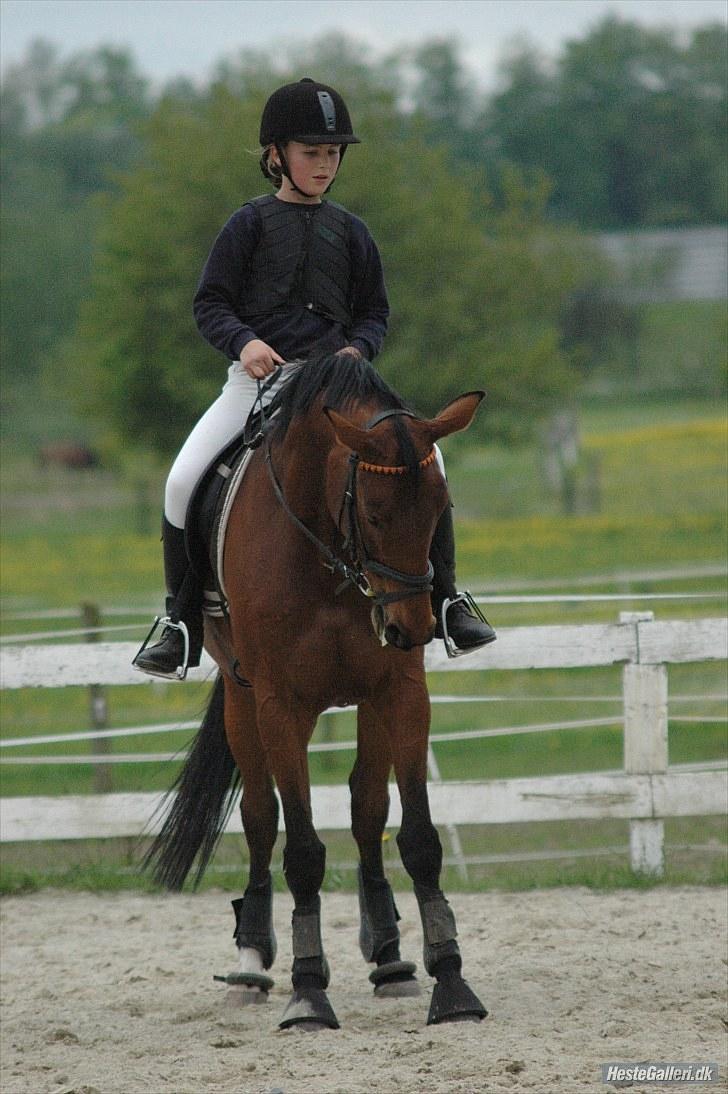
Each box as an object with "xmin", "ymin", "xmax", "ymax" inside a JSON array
[
  {"xmin": 417, "ymin": 391, "xmax": 485, "ymax": 442},
  {"xmin": 323, "ymin": 406, "xmax": 371, "ymax": 454}
]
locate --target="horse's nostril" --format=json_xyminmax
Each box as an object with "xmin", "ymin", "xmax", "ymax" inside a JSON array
[{"xmin": 384, "ymin": 623, "xmax": 412, "ymax": 650}]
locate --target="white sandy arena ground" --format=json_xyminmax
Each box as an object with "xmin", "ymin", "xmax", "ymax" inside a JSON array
[{"xmin": 1, "ymin": 887, "xmax": 726, "ymax": 1094}]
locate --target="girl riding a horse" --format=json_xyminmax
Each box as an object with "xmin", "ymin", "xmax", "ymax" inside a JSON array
[{"xmin": 133, "ymin": 77, "xmax": 495, "ymax": 680}]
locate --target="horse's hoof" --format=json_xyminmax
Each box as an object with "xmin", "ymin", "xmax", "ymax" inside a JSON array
[
  {"xmin": 226, "ymin": 987, "xmax": 269, "ymax": 1006},
  {"xmin": 427, "ymin": 971, "xmax": 487, "ymax": 1025},
  {"xmin": 289, "ymin": 1020, "xmax": 330, "ymax": 1033},
  {"xmin": 370, "ymin": 961, "xmax": 420, "ymax": 998},
  {"xmin": 279, "ymin": 987, "xmax": 340, "ymax": 1031},
  {"xmin": 214, "ymin": 971, "xmax": 273, "ymax": 1006},
  {"xmin": 374, "ymin": 979, "xmax": 421, "ymax": 998}
]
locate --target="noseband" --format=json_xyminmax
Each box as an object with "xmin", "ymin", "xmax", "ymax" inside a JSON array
[{"xmin": 263, "ymin": 408, "xmax": 434, "ymax": 607}]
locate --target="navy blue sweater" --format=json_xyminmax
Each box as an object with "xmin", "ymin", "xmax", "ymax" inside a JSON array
[{"xmin": 193, "ymin": 197, "xmax": 389, "ymax": 362}]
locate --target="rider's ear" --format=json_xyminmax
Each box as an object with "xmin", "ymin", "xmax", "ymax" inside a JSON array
[
  {"xmin": 415, "ymin": 391, "xmax": 485, "ymax": 443},
  {"xmin": 323, "ymin": 406, "xmax": 373, "ymax": 455}
]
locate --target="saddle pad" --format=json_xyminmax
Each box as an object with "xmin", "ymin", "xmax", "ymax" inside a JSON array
[{"xmin": 206, "ymin": 445, "xmax": 256, "ymax": 614}]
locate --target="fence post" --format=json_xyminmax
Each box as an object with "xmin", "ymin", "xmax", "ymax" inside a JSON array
[
  {"xmin": 81, "ymin": 602, "xmax": 112, "ymax": 793},
  {"xmin": 620, "ymin": 610, "xmax": 667, "ymax": 877},
  {"xmin": 427, "ymin": 744, "xmax": 468, "ymax": 882}
]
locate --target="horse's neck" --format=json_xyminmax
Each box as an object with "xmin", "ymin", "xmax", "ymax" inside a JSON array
[{"xmin": 275, "ymin": 418, "xmax": 333, "ymax": 529}]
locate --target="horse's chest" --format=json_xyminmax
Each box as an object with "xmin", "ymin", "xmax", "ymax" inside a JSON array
[{"xmin": 279, "ymin": 615, "xmax": 379, "ymax": 701}]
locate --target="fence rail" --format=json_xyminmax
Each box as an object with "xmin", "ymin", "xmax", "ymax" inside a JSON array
[
  {"xmin": 2, "ymin": 617, "xmax": 726, "ymax": 688},
  {"xmin": 1, "ymin": 613, "xmax": 726, "ymax": 877},
  {"xmin": 2, "ymin": 768, "xmax": 726, "ymax": 844}
]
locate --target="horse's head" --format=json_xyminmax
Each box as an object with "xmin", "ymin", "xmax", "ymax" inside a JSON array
[{"xmin": 324, "ymin": 392, "xmax": 484, "ymax": 650}]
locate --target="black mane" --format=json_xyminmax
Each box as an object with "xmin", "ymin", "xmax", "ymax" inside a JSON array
[{"xmin": 267, "ymin": 354, "xmax": 420, "ymax": 470}]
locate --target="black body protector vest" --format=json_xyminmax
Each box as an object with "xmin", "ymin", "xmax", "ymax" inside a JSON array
[{"xmin": 238, "ymin": 195, "xmax": 353, "ymax": 327}]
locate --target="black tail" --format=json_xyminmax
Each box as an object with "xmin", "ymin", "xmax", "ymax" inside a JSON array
[{"xmin": 143, "ymin": 675, "xmax": 240, "ymax": 890}]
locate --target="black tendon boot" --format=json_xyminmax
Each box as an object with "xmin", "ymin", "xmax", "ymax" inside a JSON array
[
  {"xmin": 430, "ymin": 504, "xmax": 496, "ymax": 657},
  {"xmin": 133, "ymin": 517, "xmax": 204, "ymax": 679}
]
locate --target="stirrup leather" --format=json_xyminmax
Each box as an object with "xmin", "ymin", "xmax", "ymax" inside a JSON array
[
  {"xmin": 440, "ymin": 591, "xmax": 490, "ymax": 659},
  {"xmin": 132, "ymin": 615, "xmax": 190, "ymax": 680}
]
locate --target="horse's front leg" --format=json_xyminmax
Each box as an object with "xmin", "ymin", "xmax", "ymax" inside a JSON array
[
  {"xmin": 256, "ymin": 690, "xmax": 339, "ymax": 1031},
  {"xmin": 376, "ymin": 676, "xmax": 488, "ymax": 1025}
]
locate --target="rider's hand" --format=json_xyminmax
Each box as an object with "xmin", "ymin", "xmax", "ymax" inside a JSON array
[
  {"xmin": 336, "ymin": 345, "xmax": 363, "ymax": 358},
  {"xmin": 240, "ymin": 339, "xmax": 286, "ymax": 379}
]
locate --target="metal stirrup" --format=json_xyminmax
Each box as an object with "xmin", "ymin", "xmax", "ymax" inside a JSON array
[
  {"xmin": 439, "ymin": 591, "xmax": 489, "ymax": 659},
  {"xmin": 132, "ymin": 615, "xmax": 190, "ymax": 680}
]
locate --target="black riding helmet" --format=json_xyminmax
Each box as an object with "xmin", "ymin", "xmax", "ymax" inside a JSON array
[
  {"xmin": 260, "ymin": 77, "xmax": 360, "ymax": 146},
  {"xmin": 259, "ymin": 77, "xmax": 360, "ymax": 194}
]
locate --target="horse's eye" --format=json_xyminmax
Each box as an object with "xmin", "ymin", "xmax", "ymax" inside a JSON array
[{"xmin": 366, "ymin": 513, "xmax": 381, "ymax": 529}]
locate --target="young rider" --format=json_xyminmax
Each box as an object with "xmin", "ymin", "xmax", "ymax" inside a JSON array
[{"xmin": 133, "ymin": 78, "xmax": 495, "ymax": 680}]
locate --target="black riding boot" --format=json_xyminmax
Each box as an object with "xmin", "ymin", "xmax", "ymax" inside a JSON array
[
  {"xmin": 430, "ymin": 504, "xmax": 496, "ymax": 656},
  {"xmin": 133, "ymin": 517, "xmax": 204, "ymax": 680}
]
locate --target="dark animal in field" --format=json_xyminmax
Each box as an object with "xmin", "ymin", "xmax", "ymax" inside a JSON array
[{"xmin": 37, "ymin": 442, "xmax": 100, "ymax": 470}]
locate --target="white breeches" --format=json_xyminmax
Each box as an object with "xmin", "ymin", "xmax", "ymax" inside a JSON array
[
  {"xmin": 164, "ymin": 360, "xmax": 447, "ymax": 529},
  {"xmin": 164, "ymin": 362, "xmax": 295, "ymax": 529}
]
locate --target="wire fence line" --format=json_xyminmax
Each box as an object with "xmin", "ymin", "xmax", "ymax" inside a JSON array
[
  {"xmin": 2, "ymin": 559, "xmax": 726, "ymax": 637},
  {"xmin": 479, "ymin": 563, "xmax": 728, "ymax": 592},
  {"xmin": 14, "ymin": 843, "xmax": 726, "ymax": 879},
  {"xmin": 2, "ymin": 562, "xmax": 724, "ymax": 610},
  {"xmin": 5, "ymin": 595, "xmax": 726, "ymax": 643},
  {"xmin": 2, "ymin": 590, "xmax": 727, "ymax": 643},
  {"xmin": 2, "ymin": 695, "xmax": 726, "ymax": 752}
]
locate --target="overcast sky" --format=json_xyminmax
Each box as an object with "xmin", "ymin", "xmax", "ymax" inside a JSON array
[{"xmin": 1, "ymin": 0, "xmax": 726, "ymax": 90}]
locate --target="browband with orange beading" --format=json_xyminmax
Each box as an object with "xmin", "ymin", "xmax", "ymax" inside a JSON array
[{"xmin": 359, "ymin": 447, "xmax": 437, "ymax": 476}]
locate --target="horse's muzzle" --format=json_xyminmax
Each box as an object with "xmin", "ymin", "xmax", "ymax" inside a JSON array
[
  {"xmin": 371, "ymin": 604, "xmax": 436, "ymax": 650},
  {"xmin": 383, "ymin": 619, "xmax": 436, "ymax": 651}
]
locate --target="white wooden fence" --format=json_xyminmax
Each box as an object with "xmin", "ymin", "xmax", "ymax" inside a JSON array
[{"xmin": 1, "ymin": 612, "xmax": 726, "ymax": 877}]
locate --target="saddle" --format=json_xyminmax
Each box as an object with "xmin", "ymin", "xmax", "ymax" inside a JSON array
[
  {"xmin": 185, "ymin": 429, "xmax": 258, "ymax": 620},
  {"xmin": 185, "ymin": 364, "xmax": 291, "ymax": 621}
]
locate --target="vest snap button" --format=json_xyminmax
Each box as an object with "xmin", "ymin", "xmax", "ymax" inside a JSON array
[{"xmin": 306, "ymin": 302, "xmax": 314, "ymax": 310}]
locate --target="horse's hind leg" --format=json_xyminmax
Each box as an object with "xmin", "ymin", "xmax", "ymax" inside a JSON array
[
  {"xmin": 222, "ymin": 680, "xmax": 279, "ymax": 1002},
  {"xmin": 255, "ymin": 695, "xmax": 339, "ymax": 1031},
  {"xmin": 375, "ymin": 682, "xmax": 488, "ymax": 1026},
  {"xmin": 351, "ymin": 701, "xmax": 419, "ymax": 997}
]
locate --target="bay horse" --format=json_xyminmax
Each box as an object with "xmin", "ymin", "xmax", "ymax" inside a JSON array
[{"xmin": 145, "ymin": 353, "xmax": 487, "ymax": 1030}]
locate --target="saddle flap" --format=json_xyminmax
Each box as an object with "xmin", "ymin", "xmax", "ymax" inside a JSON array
[{"xmin": 185, "ymin": 435, "xmax": 256, "ymax": 617}]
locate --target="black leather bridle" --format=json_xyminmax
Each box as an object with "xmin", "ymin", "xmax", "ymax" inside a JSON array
[{"xmin": 263, "ymin": 407, "xmax": 435, "ymax": 608}]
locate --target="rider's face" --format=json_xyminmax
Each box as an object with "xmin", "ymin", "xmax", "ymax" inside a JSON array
[{"xmin": 274, "ymin": 141, "xmax": 342, "ymax": 202}]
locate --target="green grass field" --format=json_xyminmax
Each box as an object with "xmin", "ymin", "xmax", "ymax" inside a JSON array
[{"xmin": 1, "ymin": 393, "xmax": 726, "ymax": 892}]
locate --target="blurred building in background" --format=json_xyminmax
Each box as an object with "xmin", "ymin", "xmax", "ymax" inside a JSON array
[{"xmin": 598, "ymin": 225, "xmax": 728, "ymax": 303}]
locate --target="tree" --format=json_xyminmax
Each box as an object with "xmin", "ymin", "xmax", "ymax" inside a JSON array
[
  {"xmin": 482, "ymin": 17, "xmax": 727, "ymax": 228},
  {"xmin": 405, "ymin": 38, "xmax": 480, "ymax": 163},
  {"xmin": 0, "ymin": 40, "xmax": 151, "ymax": 399}
]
